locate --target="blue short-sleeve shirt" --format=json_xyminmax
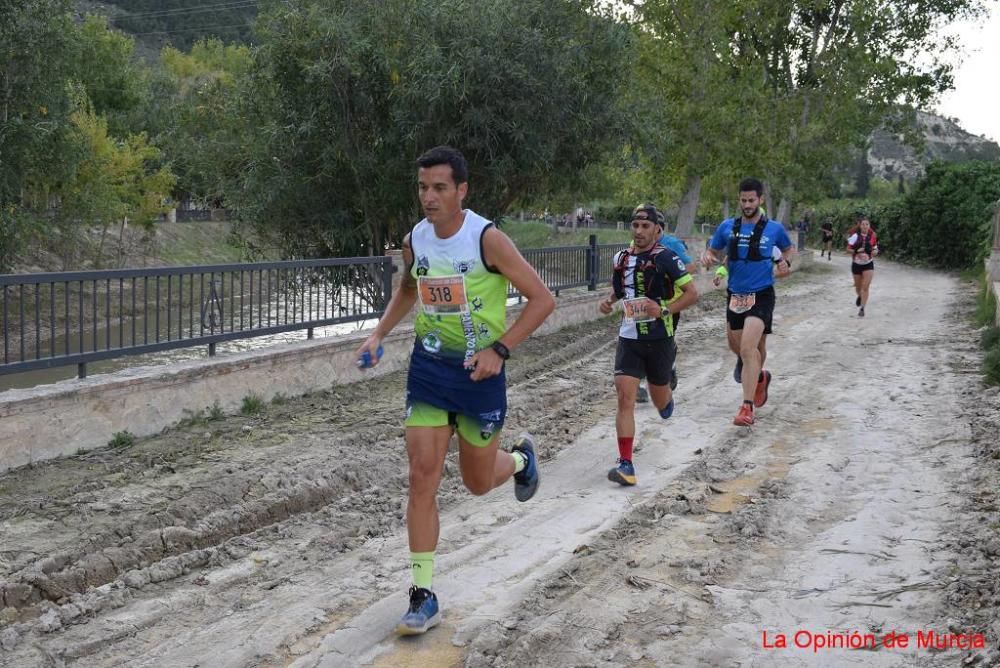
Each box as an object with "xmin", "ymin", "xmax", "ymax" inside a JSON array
[
  {"xmin": 658, "ymin": 234, "xmax": 692, "ymax": 265},
  {"xmin": 709, "ymin": 218, "xmax": 792, "ymax": 293}
]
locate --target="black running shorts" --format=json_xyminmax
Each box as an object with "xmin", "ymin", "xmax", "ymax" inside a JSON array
[
  {"xmin": 726, "ymin": 286, "xmax": 776, "ymax": 334},
  {"xmin": 614, "ymin": 337, "xmax": 676, "ymax": 386},
  {"xmin": 851, "ymin": 261, "xmax": 874, "ymax": 275}
]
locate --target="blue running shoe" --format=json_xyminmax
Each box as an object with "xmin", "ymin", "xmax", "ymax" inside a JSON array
[
  {"xmin": 512, "ymin": 433, "xmax": 540, "ymax": 502},
  {"xmin": 733, "ymin": 357, "xmax": 743, "ymax": 384},
  {"xmin": 397, "ymin": 586, "xmax": 441, "ymax": 636},
  {"xmin": 607, "ymin": 458, "xmax": 636, "ymax": 486},
  {"xmin": 659, "ymin": 399, "xmax": 674, "ymax": 420}
]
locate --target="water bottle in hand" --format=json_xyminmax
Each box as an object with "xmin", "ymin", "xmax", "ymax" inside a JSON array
[{"xmin": 357, "ymin": 345, "xmax": 384, "ymax": 369}]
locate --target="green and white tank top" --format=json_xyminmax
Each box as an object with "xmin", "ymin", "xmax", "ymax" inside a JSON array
[{"xmin": 411, "ymin": 211, "xmax": 509, "ymax": 363}]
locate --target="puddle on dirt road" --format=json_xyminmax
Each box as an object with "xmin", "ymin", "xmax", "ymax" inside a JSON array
[
  {"xmin": 706, "ymin": 439, "xmax": 794, "ymax": 514},
  {"xmin": 372, "ymin": 623, "xmax": 464, "ymax": 668},
  {"xmin": 799, "ymin": 417, "xmax": 835, "ymax": 436}
]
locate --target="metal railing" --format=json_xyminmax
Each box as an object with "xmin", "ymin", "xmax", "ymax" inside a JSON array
[
  {"xmin": 512, "ymin": 237, "xmax": 626, "ymax": 297},
  {"xmin": 1, "ymin": 236, "xmax": 627, "ymax": 378},
  {"xmin": 1, "ymin": 257, "xmax": 392, "ymax": 378}
]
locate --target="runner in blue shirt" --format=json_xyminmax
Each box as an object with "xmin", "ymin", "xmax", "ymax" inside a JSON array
[
  {"xmin": 701, "ymin": 178, "xmax": 794, "ymax": 426},
  {"xmin": 637, "ymin": 212, "xmax": 695, "ymax": 403}
]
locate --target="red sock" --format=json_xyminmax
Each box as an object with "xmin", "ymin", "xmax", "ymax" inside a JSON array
[{"xmin": 617, "ymin": 436, "xmax": 634, "ymax": 461}]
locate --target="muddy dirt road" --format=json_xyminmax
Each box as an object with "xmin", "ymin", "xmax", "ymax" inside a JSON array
[{"xmin": 2, "ymin": 257, "xmax": 999, "ymax": 667}]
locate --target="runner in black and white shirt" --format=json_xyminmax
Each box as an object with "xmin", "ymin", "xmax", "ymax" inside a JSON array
[{"xmin": 598, "ymin": 203, "xmax": 698, "ymax": 486}]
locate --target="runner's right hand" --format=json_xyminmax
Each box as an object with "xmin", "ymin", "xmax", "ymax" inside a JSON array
[
  {"xmin": 599, "ymin": 297, "xmax": 614, "ymax": 315},
  {"xmin": 354, "ymin": 334, "xmax": 383, "ymax": 369}
]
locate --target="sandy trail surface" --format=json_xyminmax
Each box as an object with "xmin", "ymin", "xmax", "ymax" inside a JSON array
[{"xmin": 2, "ymin": 257, "xmax": 999, "ymax": 667}]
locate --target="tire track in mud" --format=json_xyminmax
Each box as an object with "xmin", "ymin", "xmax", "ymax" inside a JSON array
[{"xmin": 0, "ymin": 310, "xmax": 626, "ymax": 660}]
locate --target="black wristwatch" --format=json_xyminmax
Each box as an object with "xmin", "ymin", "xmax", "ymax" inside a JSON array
[{"xmin": 491, "ymin": 340, "xmax": 511, "ymax": 360}]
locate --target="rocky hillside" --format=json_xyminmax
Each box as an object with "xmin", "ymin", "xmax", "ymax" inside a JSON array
[
  {"xmin": 73, "ymin": 0, "xmax": 255, "ymax": 56},
  {"xmin": 869, "ymin": 110, "xmax": 1000, "ymax": 181}
]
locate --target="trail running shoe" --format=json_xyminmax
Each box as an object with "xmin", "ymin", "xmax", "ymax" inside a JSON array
[
  {"xmin": 856, "ymin": 295, "xmax": 861, "ymax": 307},
  {"xmin": 659, "ymin": 399, "xmax": 674, "ymax": 420},
  {"xmin": 636, "ymin": 385, "xmax": 649, "ymax": 403},
  {"xmin": 397, "ymin": 586, "xmax": 441, "ymax": 636},
  {"xmin": 753, "ymin": 370, "xmax": 772, "ymax": 408},
  {"xmin": 512, "ymin": 433, "xmax": 540, "ymax": 502},
  {"xmin": 733, "ymin": 357, "xmax": 743, "ymax": 384},
  {"xmin": 733, "ymin": 403, "xmax": 755, "ymax": 426},
  {"xmin": 859, "ymin": 307, "xmax": 865, "ymax": 317},
  {"xmin": 607, "ymin": 458, "xmax": 636, "ymax": 486}
]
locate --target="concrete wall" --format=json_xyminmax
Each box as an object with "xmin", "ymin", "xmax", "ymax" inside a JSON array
[
  {"xmin": 0, "ymin": 253, "xmax": 811, "ymax": 472},
  {"xmin": 994, "ymin": 281, "xmax": 1000, "ymax": 328}
]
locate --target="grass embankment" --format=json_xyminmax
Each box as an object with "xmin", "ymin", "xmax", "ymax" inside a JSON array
[
  {"xmin": 152, "ymin": 222, "xmax": 247, "ymax": 267},
  {"xmin": 499, "ymin": 220, "xmax": 629, "ymax": 248},
  {"xmin": 499, "ymin": 219, "xmax": 709, "ymax": 250}
]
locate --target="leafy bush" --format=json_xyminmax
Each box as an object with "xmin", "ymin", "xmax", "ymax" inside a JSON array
[
  {"xmin": 808, "ymin": 162, "xmax": 1000, "ymax": 270},
  {"xmin": 208, "ymin": 400, "xmax": 225, "ymax": 421},
  {"xmin": 984, "ymin": 346, "xmax": 1000, "ymax": 386},
  {"xmin": 896, "ymin": 161, "xmax": 1000, "ymax": 269},
  {"xmin": 240, "ymin": 394, "xmax": 264, "ymax": 415},
  {"xmin": 806, "ymin": 197, "xmax": 906, "ymax": 254},
  {"xmin": 982, "ymin": 327, "xmax": 1000, "ymax": 350},
  {"xmin": 108, "ymin": 430, "xmax": 135, "ymax": 449}
]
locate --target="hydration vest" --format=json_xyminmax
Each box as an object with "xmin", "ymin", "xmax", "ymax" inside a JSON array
[
  {"xmin": 612, "ymin": 245, "xmax": 676, "ymax": 302},
  {"xmin": 728, "ymin": 216, "xmax": 770, "ymax": 264},
  {"xmin": 852, "ymin": 230, "xmax": 874, "ymax": 256}
]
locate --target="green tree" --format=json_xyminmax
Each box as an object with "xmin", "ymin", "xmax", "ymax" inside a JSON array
[
  {"xmin": 0, "ymin": 0, "xmax": 79, "ymax": 269},
  {"xmin": 626, "ymin": 0, "xmax": 744, "ymax": 235},
  {"xmin": 52, "ymin": 100, "xmax": 175, "ymax": 268},
  {"xmin": 229, "ymin": 0, "xmax": 634, "ymax": 258},
  {"xmin": 1, "ymin": 5, "xmax": 164, "ymax": 270},
  {"xmin": 109, "ymin": 0, "xmax": 257, "ymax": 52},
  {"xmin": 148, "ymin": 39, "xmax": 252, "ymax": 206},
  {"xmin": 71, "ymin": 15, "xmax": 145, "ymax": 136},
  {"xmin": 731, "ymin": 0, "xmax": 984, "ymax": 224}
]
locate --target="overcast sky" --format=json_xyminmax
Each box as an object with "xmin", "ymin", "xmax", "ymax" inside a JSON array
[{"xmin": 934, "ymin": 2, "xmax": 1000, "ymax": 143}]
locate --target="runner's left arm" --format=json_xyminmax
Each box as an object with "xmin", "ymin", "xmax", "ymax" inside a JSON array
[{"xmin": 466, "ymin": 227, "xmax": 556, "ymax": 381}]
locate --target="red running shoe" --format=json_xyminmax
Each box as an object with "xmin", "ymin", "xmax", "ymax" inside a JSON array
[
  {"xmin": 733, "ymin": 403, "xmax": 755, "ymax": 426},
  {"xmin": 753, "ymin": 370, "xmax": 772, "ymax": 408}
]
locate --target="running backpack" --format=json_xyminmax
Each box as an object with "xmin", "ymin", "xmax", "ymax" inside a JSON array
[
  {"xmin": 852, "ymin": 230, "xmax": 874, "ymax": 256},
  {"xmin": 612, "ymin": 246, "xmax": 675, "ymax": 301},
  {"xmin": 727, "ymin": 216, "xmax": 770, "ymax": 264}
]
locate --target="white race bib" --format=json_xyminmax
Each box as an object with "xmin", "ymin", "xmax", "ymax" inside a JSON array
[
  {"xmin": 623, "ymin": 297, "xmax": 655, "ymax": 323},
  {"xmin": 729, "ymin": 293, "xmax": 756, "ymax": 314}
]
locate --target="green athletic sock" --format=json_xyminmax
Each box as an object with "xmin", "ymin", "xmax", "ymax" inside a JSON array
[
  {"xmin": 410, "ymin": 551, "xmax": 434, "ymax": 590},
  {"xmin": 511, "ymin": 451, "xmax": 527, "ymax": 474}
]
